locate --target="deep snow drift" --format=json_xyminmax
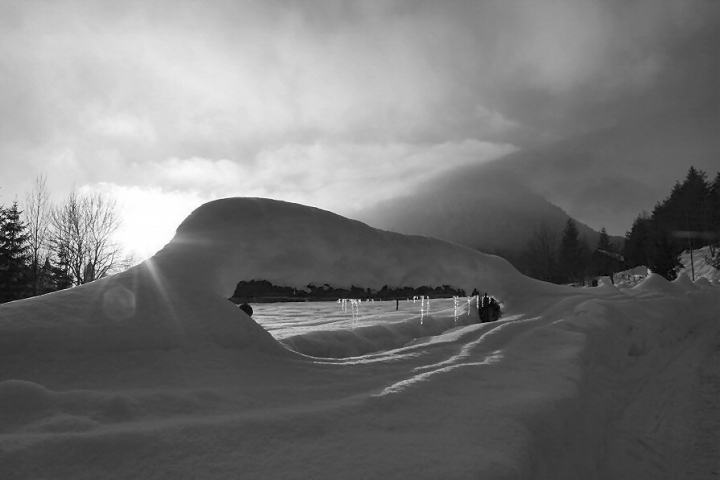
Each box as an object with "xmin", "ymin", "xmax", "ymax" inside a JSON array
[
  {"xmin": 0, "ymin": 198, "xmax": 718, "ymax": 479},
  {"xmin": 0, "ymin": 198, "xmax": 535, "ymax": 357},
  {"xmin": 678, "ymin": 245, "xmax": 720, "ymax": 283}
]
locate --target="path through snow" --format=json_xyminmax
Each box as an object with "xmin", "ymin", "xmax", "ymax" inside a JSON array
[{"xmin": 602, "ymin": 299, "xmax": 719, "ymax": 479}]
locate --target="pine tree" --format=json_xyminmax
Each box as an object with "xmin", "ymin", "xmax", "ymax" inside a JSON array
[
  {"xmin": 522, "ymin": 223, "xmax": 559, "ymax": 283},
  {"xmin": 654, "ymin": 166, "xmax": 711, "ymax": 248},
  {"xmin": 708, "ymin": 172, "xmax": 720, "ymax": 245},
  {"xmin": 597, "ymin": 227, "xmax": 611, "ymax": 252},
  {"xmin": 624, "ymin": 210, "xmax": 683, "ymax": 280},
  {"xmin": 558, "ymin": 219, "xmax": 590, "ymax": 284},
  {"xmin": 624, "ymin": 213, "xmax": 652, "ymax": 268},
  {"xmin": 592, "ymin": 227, "xmax": 620, "ymax": 281},
  {"xmin": 621, "ymin": 166, "xmax": 711, "ymax": 280},
  {"xmin": 0, "ymin": 201, "xmax": 32, "ymax": 302},
  {"xmin": 50, "ymin": 242, "xmax": 74, "ymax": 291},
  {"xmin": 647, "ymin": 222, "xmax": 683, "ymax": 280}
]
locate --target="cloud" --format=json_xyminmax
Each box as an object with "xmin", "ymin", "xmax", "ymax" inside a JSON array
[
  {"xmin": 3, "ymin": 0, "xmax": 715, "ymax": 158},
  {"xmin": 1, "ymin": 0, "xmax": 717, "ymax": 247},
  {"xmin": 125, "ymin": 139, "xmax": 516, "ymax": 213},
  {"xmin": 88, "ymin": 138, "xmax": 515, "ymax": 259}
]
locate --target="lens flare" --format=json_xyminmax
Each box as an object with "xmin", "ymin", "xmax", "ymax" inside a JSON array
[{"xmin": 102, "ymin": 286, "xmax": 136, "ymax": 320}]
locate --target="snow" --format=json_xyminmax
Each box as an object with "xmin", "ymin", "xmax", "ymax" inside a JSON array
[
  {"xmin": 1, "ymin": 197, "xmax": 718, "ymax": 479},
  {"xmin": 678, "ymin": 245, "xmax": 720, "ymax": 283}
]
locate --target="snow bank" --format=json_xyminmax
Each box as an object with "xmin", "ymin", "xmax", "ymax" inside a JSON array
[
  {"xmin": 633, "ymin": 272, "xmax": 682, "ymax": 294},
  {"xmin": 0, "ymin": 198, "xmax": 535, "ymax": 356},
  {"xmin": 617, "ymin": 246, "xmax": 720, "ymax": 286},
  {"xmin": 158, "ymin": 197, "xmax": 530, "ymax": 296},
  {"xmin": 1, "ymin": 197, "xmax": 717, "ymax": 479},
  {"xmin": 0, "ymin": 262, "xmax": 284, "ymax": 355},
  {"xmin": 678, "ymin": 245, "xmax": 720, "ymax": 282}
]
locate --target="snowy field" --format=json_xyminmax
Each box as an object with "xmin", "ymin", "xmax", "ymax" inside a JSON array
[
  {"xmin": 253, "ymin": 298, "xmax": 433, "ymax": 340},
  {"xmin": 1, "ymin": 198, "xmax": 718, "ymax": 479},
  {"xmin": 255, "ymin": 297, "xmax": 473, "ymax": 357}
]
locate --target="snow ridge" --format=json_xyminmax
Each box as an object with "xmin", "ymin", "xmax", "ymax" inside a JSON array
[{"xmin": 0, "ymin": 197, "xmax": 529, "ymax": 355}]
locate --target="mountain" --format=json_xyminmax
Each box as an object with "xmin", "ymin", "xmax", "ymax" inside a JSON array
[
  {"xmin": 484, "ymin": 104, "xmax": 720, "ymax": 238},
  {"xmin": 355, "ymin": 102, "xmax": 718, "ymax": 263},
  {"xmin": 355, "ymin": 166, "xmax": 604, "ymax": 261}
]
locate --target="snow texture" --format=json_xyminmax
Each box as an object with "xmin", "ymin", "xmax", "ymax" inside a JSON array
[{"xmin": 1, "ymin": 197, "xmax": 718, "ymax": 479}]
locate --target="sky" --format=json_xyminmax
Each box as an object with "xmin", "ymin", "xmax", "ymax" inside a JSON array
[{"xmin": 1, "ymin": 0, "xmax": 718, "ymax": 259}]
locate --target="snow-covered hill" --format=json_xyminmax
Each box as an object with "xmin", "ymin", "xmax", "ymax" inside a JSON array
[
  {"xmin": 0, "ymin": 198, "xmax": 717, "ymax": 479},
  {"xmin": 0, "ymin": 197, "xmax": 542, "ymax": 356}
]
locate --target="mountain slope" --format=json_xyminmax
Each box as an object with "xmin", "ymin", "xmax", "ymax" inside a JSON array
[
  {"xmin": 355, "ymin": 167, "xmax": 603, "ymax": 258},
  {"xmin": 355, "ymin": 101, "xmax": 718, "ymax": 259},
  {"xmin": 485, "ymin": 104, "xmax": 720, "ymax": 236}
]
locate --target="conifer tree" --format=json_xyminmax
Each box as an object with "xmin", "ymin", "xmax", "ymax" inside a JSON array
[
  {"xmin": 597, "ymin": 227, "xmax": 612, "ymax": 252},
  {"xmin": 654, "ymin": 166, "xmax": 711, "ymax": 247},
  {"xmin": 522, "ymin": 223, "xmax": 559, "ymax": 283},
  {"xmin": 622, "ymin": 167, "xmax": 715, "ymax": 280},
  {"xmin": 708, "ymin": 172, "xmax": 720, "ymax": 245},
  {"xmin": 558, "ymin": 219, "xmax": 590, "ymax": 284},
  {"xmin": 648, "ymin": 222, "xmax": 683, "ymax": 280},
  {"xmin": 0, "ymin": 201, "xmax": 31, "ymax": 302},
  {"xmin": 592, "ymin": 227, "xmax": 620, "ymax": 281},
  {"xmin": 623, "ymin": 214, "xmax": 652, "ymax": 268}
]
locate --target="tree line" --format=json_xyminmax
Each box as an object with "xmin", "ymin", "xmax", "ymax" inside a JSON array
[
  {"xmin": 0, "ymin": 176, "xmax": 133, "ymax": 304},
  {"xmin": 519, "ymin": 166, "xmax": 719, "ymax": 284},
  {"xmin": 520, "ymin": 218, "xmax": 623, "ymax": 285},
  {"xmin": 623, "ymin": 167, "xmax": 719, "ymax": 280}
]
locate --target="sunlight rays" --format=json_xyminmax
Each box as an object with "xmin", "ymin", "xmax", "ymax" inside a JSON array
[{"xmin": 142, "ymin": 257, "xmax": 184, "ymax": 339}]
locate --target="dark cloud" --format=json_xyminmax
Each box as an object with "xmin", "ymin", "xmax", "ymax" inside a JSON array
[
  {"xmin": 0, "ymin": 0, "xmax": 717, "ymax": 245},
  {"xmin": 3, "ymin": 0, "xmax": 716, "ymax": 149}
]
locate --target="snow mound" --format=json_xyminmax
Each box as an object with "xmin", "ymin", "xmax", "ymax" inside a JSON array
[
  {"xmin": 159, "ymin": 197, "xmax": 527, "ymax": 296},
  {"xmin": 0, "ymin": 198, "xmax": 531, "ymax": 356},
  {"xmin": 678, "ymin": 246, "xmax": 720, "ymax": 282},
  {"xmin": 632, "ymin": 273, "xmax": 680, "ymax": 293},
  {"xmin": 0, "ymin": 378, "xmax": 215, "ymax": 434},
  {"xmin": 594, "ymin": 279, "xmax": 624, "ymax": 294},
  {"xmin": 672, "ymin": 272, "xmax": 699, "ymax": 290}
]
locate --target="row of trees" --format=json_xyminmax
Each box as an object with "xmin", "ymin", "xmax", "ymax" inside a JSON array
[
  {"xmin": 0, "ymin": 176, "xmax": 132, "ymax": 303},
  {"xmin": 522, "ymin": 219, "xmax": 622, "ymax": 285},
  {"xmin": 624, "ymin": 167, "xmax": 719, "ymax": 280},
  {"xmin": 520, "ymin": 166, "xmax": 719, "ymax": 285}
]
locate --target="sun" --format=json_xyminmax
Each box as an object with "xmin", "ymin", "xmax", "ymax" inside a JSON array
[{"xmin": 109, "ymin": 185, "xmax": 207, "ymax": 262}]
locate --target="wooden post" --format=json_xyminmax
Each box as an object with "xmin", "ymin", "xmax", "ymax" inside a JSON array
[{"xmin": 686, "ymin": 213, "xmax": 695, "ymax": 281}]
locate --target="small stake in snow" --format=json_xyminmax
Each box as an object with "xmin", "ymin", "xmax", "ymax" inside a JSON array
[{"xmin": 685, "ymin": 213, "xmax": 695, "ymax": 281}]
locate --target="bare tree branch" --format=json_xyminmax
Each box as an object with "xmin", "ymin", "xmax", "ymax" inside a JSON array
[
  {"xmin": 48, "ymin": 188, "xmax": 125, "ymax": 285},
  {"xmin": 23, "ymin": 174, "xmax": 51, "ymax": 295}
]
